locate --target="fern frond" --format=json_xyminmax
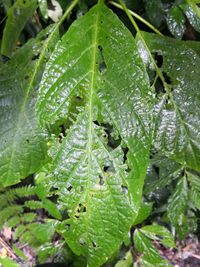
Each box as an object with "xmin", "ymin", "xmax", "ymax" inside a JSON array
[{"xmin": 0, "ymin": 205, "xmax": 23, "ymax": 228}]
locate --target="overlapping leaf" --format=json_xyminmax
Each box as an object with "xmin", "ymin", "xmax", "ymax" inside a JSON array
[
  {"xmin": 141, "ymin": 32, "xmax": 200, "ymax": 170},
  {"xmin": 0, "ymin": 26, "xmax": 59, "ymax": 186},
  {"xmin": 37, "ymin": 2, "xmax": 152, "ymax": 266}
]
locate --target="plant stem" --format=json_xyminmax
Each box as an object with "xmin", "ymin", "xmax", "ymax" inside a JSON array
[
  {"xmin": 109, "ymin": 1, "xmax": 163, "ymax": 36},
  {"xmin": 118, "ymin": 0, "xmax": 170, "ymax": 97},
  {"xmin": 59, "ymin": 0, "xmax": 79, "ymax": 25}
]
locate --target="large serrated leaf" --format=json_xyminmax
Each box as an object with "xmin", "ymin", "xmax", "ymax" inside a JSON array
[
  {"xmin": 141, "ymin": 32, "xmax": 200, "ymax": 171},
  {"xmin": 37, "ymin": 2, "xmax": 152, "ymax": 266},
  {"xmin": 0, "ymin": 26, "xmax": 59, "ymax": 187}
]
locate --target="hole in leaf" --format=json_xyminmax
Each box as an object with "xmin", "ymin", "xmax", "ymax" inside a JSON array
[
  {"xmin": 99, "ymin": 175, "xmax": 104, "ymax": 185},
  {"xmin": 163, "ymin": 72, "xmax": 172, "ymax": 85},
  {"xmin": 93, "ymin": 120, "xmax": 100, "ymax": 126},
  {"xmin": 59, "ymin": 124, "xmax": 66, "ymax": 137},
  {"xmin": 97, "ymin": 45, "xmax": 107, "ymax": 74},
  {"xmin": 98, "ymin": 61, "xmax": 107, "ymax": 74},
  {"xmin": 76, "ymin": 96, "xmax": 82, "ymax": 102},
  {"xmin": 80, "ymin": 186, "xmax": 84, "ymax": 192},
  {"xmin": 154, "ymin": 52, "xmax": 163, "ymax": 68},
  {"xmin": 13, "ymin": 8, "xmax": 20, "ymax": 17},
  {"xmin": 67, "ymin": 185, "xmax": 73, "ymax": 192},
  {"xmin": 0, "ymin": 55, "xmax": 10, "ymax": 63},
  {"xmin": 32, "ymin": 54, "xmax": 39, "ymax": 60},
  {"xmin": 92, "ymin": 241, "xmax": 97, "ymax": 247},
  {"xmin": 101, "ymin": 123, "xmax": 121, "ymax": 149},
  {"xmin": 121, "ymin": 185, "xmax": 128, "ymax": 194},
  {"xmin": 155, "ymin": 77, "xmax": 166, "ymax": 95},
  {"xmin": 123, "ymin": 147, "xmax": 129, "ymax": 163},
  {"xmin": 75, "ymin": 215, "xmax": 79, "ymax": 219},
  {"xmin": 98, "ymin": 45, "xmax": 103, "ymax": 52},
  {"xmin": 24, "ymin": 75, "xmax": 29, "ymax": 80},
  {"xmin": 153, "ymin": 165, "xmax": 159, "ymax": 175},
  {"xmin": 26, "ymin": 139, "xmax": 30, "ymax": 143},
  {"xmin": 77, "ymin": 203, "xmax": 87, "ymax": 213},
  {"xmin": 103, "ymin": 166, "xmax": 109, "ymax": 172}
]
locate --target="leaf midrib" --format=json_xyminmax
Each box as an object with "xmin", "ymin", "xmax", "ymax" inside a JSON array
[{"xmin": 84, "ymin": 2, "xmax": 101, "ymax": 256}]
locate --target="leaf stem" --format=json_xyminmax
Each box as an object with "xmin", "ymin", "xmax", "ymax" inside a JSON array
[
  {"xmin": 109, "ymin": 1, "xmax": 163, "ymax": 36},
  {"xmin": 57, "ymin": 0, "xmax": 79, "ymax": 25}
]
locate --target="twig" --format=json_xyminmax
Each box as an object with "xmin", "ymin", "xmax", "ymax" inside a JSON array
[{"xmin": 0, "ymin": 236, "xmax": 17, "ymax": 260}]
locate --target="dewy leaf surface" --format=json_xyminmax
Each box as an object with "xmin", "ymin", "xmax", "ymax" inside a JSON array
[
  {"xmin": 141, "ymin": 32, "xmax": 200, "ymax": 170},
  {"xmin": 0, "ymin": 26, "xmax": 59, "ymax": 186},
  {"xmin": 37, "ymin": 2, "xmax": 152, "ymax": 266}
]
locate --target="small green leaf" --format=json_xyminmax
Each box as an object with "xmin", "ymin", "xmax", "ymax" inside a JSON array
[
  {"xmin": 1, "ymin": 0, "xmax": 38, "ymax": 57},
  {"xmin": 134, "ymin": 229, "xmax": 171, "ymax": 266},
  {"xmin": 145, "ymin": 156, "xmax": 182, "ymax": 196},
  {"xmin": 141, "ymin": 224, "xmax": 175, "ymax": 248},
  {"xmin": 180, "ymin": 1, "xmax": 200, "ymax": 32},
  {"xmin": 133, "ymin": 202, "xmax": 153, "ymax": 226},
  {"xmin": 167, "ymin": 176, "xmax": 187, "ymax": 227},
  {"xmin": 12, "ymin": 244, "xmax": 27, "ymax": 261},
  {"xmin": 38, "ymin": 0, "xmax": 48, "ymax": 19},
  {"xmin": 166, "ymin": 176, "xmax": 197, "ymax": 238},
  {"xmin": 0, "ymin": 257, "xmax": 20, "ymax": 267},
  {"xmin": 188, "ymin": 172, "xmax": 200, "ymax": 209},
  {"xmin": 166, "ymin": 5, "xmax": 186, "ymax": 39},
  {"xmin": 144, "ymin": 0, "xmax": 164, "ymax": 28},
  {"xmin": 42, "ymin": 199, "xmax": 62, "ymax": 220},
  {"xmin": 115, "ymin": 250, "xmax": 132, "ymax": 267}
]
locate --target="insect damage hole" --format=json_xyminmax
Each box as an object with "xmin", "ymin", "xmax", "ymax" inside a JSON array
[
  {"xmin": 92, "ymin": 241, "xmax": 97, "ymax": 248},
  {"xmin": 121, "ymin": 185, "xmax": 128, "ymax": 194},
  {"xmin": 99, "ymin": 175, "xmax": 104, "ymax": 186},
  {"xmin": 97, "ymin": 45, "xmax": 107, "ymax": 74},
  {"xmin": 67, "ymin": 185, "xmax": 73, "ymax": 192},
  {"xmin": 77, "ymin": 203, "xmax": 87, "ymax": 213},
  {"xmin": 154, "ymin": 52, "xmax": 163, "ymax": 68}
]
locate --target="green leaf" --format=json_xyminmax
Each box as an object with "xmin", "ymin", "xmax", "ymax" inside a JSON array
[
  {"xmin": 42, "ymin": 199, "xmax": 62, "ymax": 220},
  {"xmin": 166, "ymin": 5, "xmax": 186, "ymax": 39},
  {"xmin": 37, "ymin": 2, "xmax": 152, "ymax": 266},
  {"xmin": 141, "ymin": 32, "xmax": 200, "ymax": 171},
  {"xmin": 115, "ymin": 250, "xmax": 132, "ymax": 267},
  {"xmin": 144, "ymin": 0, "xmax": 164, "ymax": 28},
  {"xmin": 134, "ymin": 230, "xmax": 171, "ymax": 267},
  {"xmin": 140, "ymin": 224, "xmax": 175, "ymax": 248},
  {"xmin": 0, "ymin": 26, "xmax": 60, "ymax": 187},
  {"xmin": 167, "ymin": 176, "xmax": 196, "ymax": 238},
  {"xmin": 1, "ymin": 0, "xmax": 38, "ymax": 57},
  {"xmin": 0, "ymin": 257, "xmax": 20, "ymax": 267},
  {"xmin": 18, "ymin": 220, "xmax": 57, "ymax": 246},
  {"xmin": 12, "ymin": 244, "xmax": 27, "ymax": 261},
  {"xmin": 145, "ymin": 156, "xmax": 183, "ymax": 196},
  {"xmin": 188, "ymin": 172, "xmax": 200, "ymax": 209},
  {"xmin": 38, "ymin": 0, "xmax": 48, "ymax": 19},
  {"xmin": 180, "ymin": 1, "xmax": 200, "ymax": 32},
  {"xmin": 167, "ymin": 177, "xmax": 188, "ymax": 226},
  {"xmin": 133, "ymin": 202, "xmax": 153, "ymax": 225}
]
